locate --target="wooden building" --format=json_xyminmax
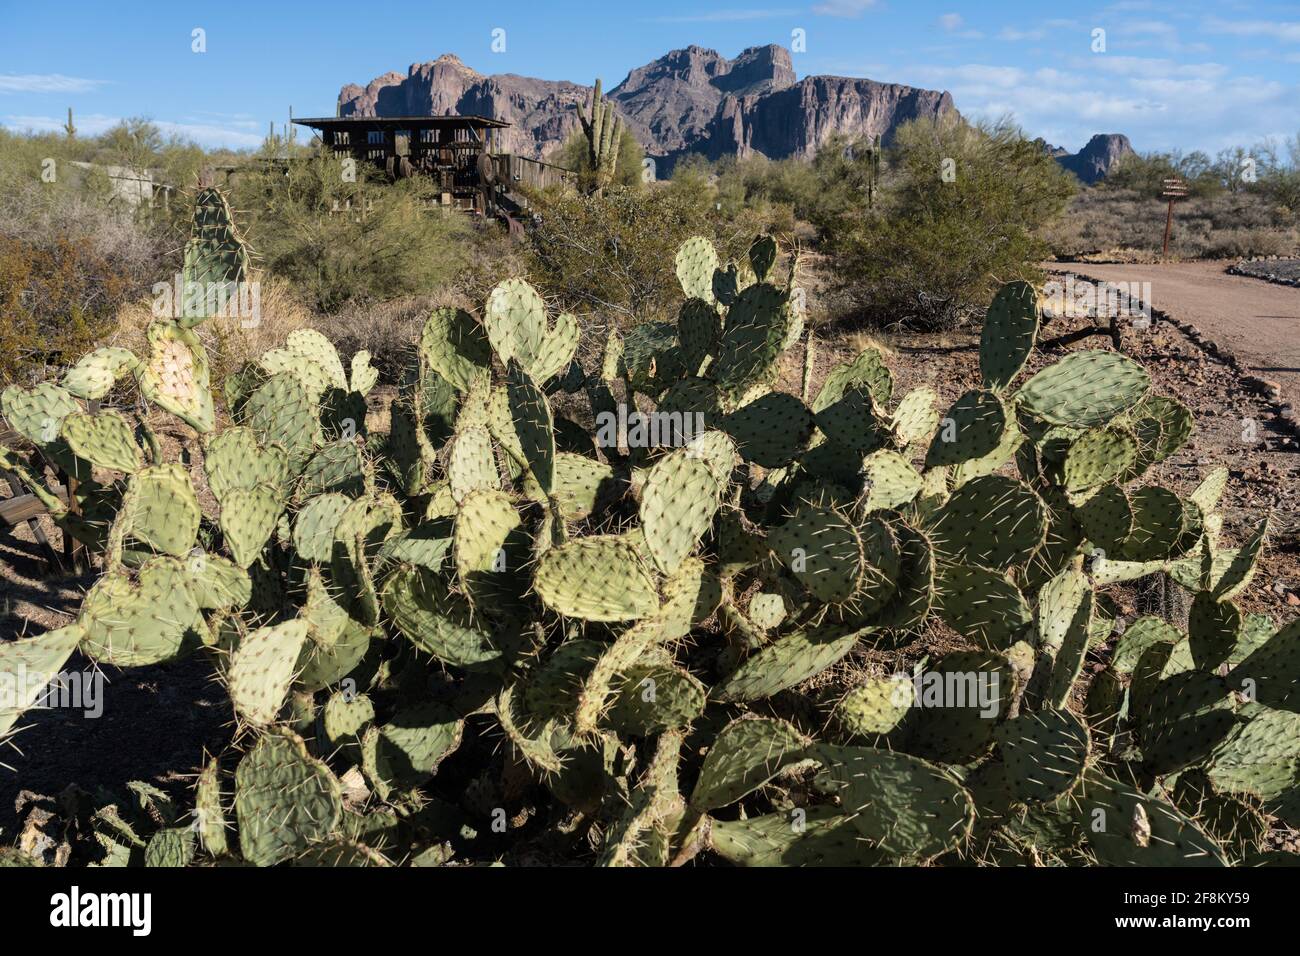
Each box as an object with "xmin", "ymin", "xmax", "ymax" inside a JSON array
[{"xmin": 292, "ymin": 114, "xmax": 573, "ymax": 226}]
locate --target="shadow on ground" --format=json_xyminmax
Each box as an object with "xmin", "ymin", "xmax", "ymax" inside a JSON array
[{"xmin": 0, "ymin": 652, "xmax": 233, "ymax": 838}]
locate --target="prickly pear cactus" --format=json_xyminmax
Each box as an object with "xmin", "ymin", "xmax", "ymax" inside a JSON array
[{"xmin": 0, "ymin": 225, "xmax": 1293, "ymax": 869}]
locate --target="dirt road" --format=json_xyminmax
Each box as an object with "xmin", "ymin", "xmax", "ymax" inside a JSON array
[{"xmin": 1052, "ymin": 260, "xmax": 1300, "ymax": 402}]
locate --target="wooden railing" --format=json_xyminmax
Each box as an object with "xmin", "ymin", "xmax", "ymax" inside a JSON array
[
  {"xmin": 1, "ymin": 416, "xmax": 88, "ymax": 571},
  {"xmin": 492, "ymin": 154, "xmax": 576, "ymax": 192}
]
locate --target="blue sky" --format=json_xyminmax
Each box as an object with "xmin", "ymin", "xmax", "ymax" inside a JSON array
[{"xmin": 2, "ymin": 0, "xmax": 1298, "ymax": 155}]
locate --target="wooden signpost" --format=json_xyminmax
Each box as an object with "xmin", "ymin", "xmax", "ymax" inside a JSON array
[{"xmin": 1161, "ymin": 177, "xmax": 1188, "ymax": 258}]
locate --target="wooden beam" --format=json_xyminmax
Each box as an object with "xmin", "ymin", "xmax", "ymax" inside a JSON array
[{"xmin": 0, "ymin": 493, "xmax": 47, "ymax": 525}]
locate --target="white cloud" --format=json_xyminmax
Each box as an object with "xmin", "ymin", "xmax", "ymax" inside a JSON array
[
  {"xmin": 999, "ymin": 27, "xmax": 1046, "ymax": 41},
  {"xmin": 812, "ymin": 0, "xmax": 878, "ymax": 18},
  {"xmin": 936, "ymin": 12, "xmax": 983, "ymax": 38},
  {"xmin": 900, "ymin": 55, "xmax": 1300, "ymax": 154},
  {"xmin": 1204, "ymin": 17, "xmax": 1300, "ymax": 43},
  {"xmin": 1124, "ymin": 19, "xmax": 1177, "ymax": 37},
  {"xmin": 0, "ymin": 73, "xmax": 108, "ymax": 94},
  {"xmin": 1079, "ymin": 55, "xmax": 1229, "ymax": 79},
  {"xmin": 915, "ymin": 64, "xmax": 1027, "ymax": 89}
]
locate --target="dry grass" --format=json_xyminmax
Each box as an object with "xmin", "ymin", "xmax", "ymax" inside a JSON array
[
  {"xmin": 844, "ymin": 329, "xmax": 901, "ymax": 360},
  {"xmin": 313, "ymin": 291, "xmax": 469, "ymax": 382},
  {"xmin": 108, "ymin": 272, "xmax": 313, "ymax": 383},
  {"xmin": 1043, "ymin": 186, "xmax": 1300, "ymax": 261}
]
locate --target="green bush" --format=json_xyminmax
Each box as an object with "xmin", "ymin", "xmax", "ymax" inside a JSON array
[
  {"xmin": 0, "ymin": 183, "xmax": 166, "ymax": 385},
  {"xmin": 228, "ymin": 154, "xmax": 487, "ymax": 312},
  {"xmin": 831, "ymin": 115, "xmax": 1076, "ymax": 330},
  {"xmin": 523, "ymin": 183, "xmax": 717, "ymax": 325}
]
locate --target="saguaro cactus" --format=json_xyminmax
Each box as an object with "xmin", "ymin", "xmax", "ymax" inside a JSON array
[{"xmin": 577, "ymin": 78, "xmax": 623, "ymax": 195}]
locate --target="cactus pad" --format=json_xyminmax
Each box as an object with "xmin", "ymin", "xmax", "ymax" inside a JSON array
[
  {"xmin": 935, "ymin": 564, "xmax": 1031, "ymax": 650},
  {"xmin": 1063, "ymin": 427, "xmax": 1138, "ymax": 491},
  {"xmin": 995, "ymin": 708, "xmax": 1090, "ymax": 802},
  {"xmin": 506, "ymin": 360, "xmax": 555, "ymax": 493},
  {"xmin": 717, "ymin": 624, "xmax": 868, "ymax": 701},
  {"xmin": 606, "ymin": 663, "xmax": 707, "ymax": 736},
  {"xmin": 61, "ymin": 408, "xmax": 141, "ymax": 473},
  {"xmin": 767, "ymin": 502, "xmax": 864, "ymax": 604},
  {"xmin": 2, "ymin": 381, "xmax": 79, "ymax": 445},
  {"xmin": 690, "ymin": 717, "xmax": 810, "ymax": 810},
  {"xmin": 229, "ymin": 619, "xmax": 309, "ymax": 726},
  {"xmin": 927, "ymin": 475, "xmax": 1047, "ymax": 571},
  {"xmin": 675, "ymin": 235, "xmax": 719, "ymax": 302},
  {"xmin": 446, "ymin": 424, "xmax": 498, "ymax": 502},
  {"xmin": 1075, "ymin": 771, "xmax": 1226, "ymax": 866},
  {"xmin": 979, "ymin": 280, "xmax": 1039, "ymax": 391},
  {"xmin": 180, "ymin": 185, "xmax": 250, "ymax": 312},
  {"xmin": 816, "ymin": 744, "xmax": 974, "ymax": 860},
  {"xmin": 221, "ymin": 483, "xmax": 284, "ymax": 568},
  {"xmin": 813, "ymin": 348, "xmax": 893, "ymax": 413},
  {"xmin": 454, "ymin": 488, "xmax": 525, "ymax": 606},
  {"xmin": 128, "ymin": 463, "xmax": 202, "ymax": 557},
  {"xmin": 891, "ymin": 386, "xmax": 939, "ymax": 447},
  {"xmin": 137, "ymin": 321, "xmax": 215, "ymax": 433},
  {"xmin": 925, "ymin": 390, "xmax": 1007, "ymax": 468},
  {"xmin": 711, "ymin": 282, "xmax": 790, "ymax": 401},
  {"xmin": 641, "ymin": 450, "xmax": 722, "ymax": 574},
  {"xmin": 205, "ymin": 426, "xmax": 290, "ymax": 503},
  {"xmin": 61, "ymin": 347, "xmax": 139, "ymax": 400},
  {"xmin": 421, "ymin": 307, "xmax": 492, "ymax": 393},
  {"xmin": 1015, "ymin": 350, "xmax": 1150, "ymax": 427},
  {"xmin": 241, "ymin": 372, "xmax": 321, "ymax": 469},
  {"xmin": 0, "ymin": 624, "xmax": 84, "ymax": 740},
  {"xmin": 293, "ymin": 492, "xmax": 352, "ymax": 563},
  {"xmin": 382, "ymin": 565, "xmax": 504, "ymax": 668},
  {"xmin": 534, "ymin": 535, "xmax": 659, "ymax": 622},
  {"xmin": 235, "ymin": 731, "xmax": 342, "ymax": 867},
  {"xmin": 722, "ymin": 392, "xmax": 816, "ymax": 467},
  {"xmin": 835, "ymin": 676, "xmax": 913, "ymax": 736},
  {"xmin": 79, "ymin": 559, "xmax": 204, "ymax": 666}
]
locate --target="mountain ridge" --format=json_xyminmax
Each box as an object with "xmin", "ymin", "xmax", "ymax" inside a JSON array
[
  {"xmin": 337, "ymin": 45, "xmax": 956, "ymax": 171},
  {"xmin": 337, "ymin": 46, "xmax": 1131, "ymax": 180}
]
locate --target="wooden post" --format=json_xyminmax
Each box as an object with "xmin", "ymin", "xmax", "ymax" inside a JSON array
[
  {"xmin": 1161, "ymin": 198, "xmax": 1175, "ymax": 258},
  {"xmin": 1160, "ymin": 178, "xmax": 1187, "ymax": 259}
]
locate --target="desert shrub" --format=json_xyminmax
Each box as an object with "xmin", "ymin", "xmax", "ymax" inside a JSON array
[
  {"xmin": 1255, "ymin": 135, "xmax": 1300, "ymax": 221},
  {"xmin": 666, "ymin": 139, "xmax": 882, "ymax": 246},
  {"xmin": 1042, "ymin": 186, "xmax": 1300, "ymax": 260},
  {"xmin": 1106, "ymin": 136, "xmax": 1300, "ymax": 229},
  {"xmin": 1108, "ymin": 150, "xmax": 1225, "ymax": 198},
  {"xmin": 830, "ymin": 115, "xmax": 1076, "ymax": 330},
  {"xmin": 228, "ymin": 153, "xmax": 486, "ymax": 312},
  {"xmin": 671, "ymin": 155, "xmax": 802, "ymax": 244},
  {"xmin": 109, "ymin": 274, "xmax": 314, "ymax": 388},
  {"xmin": 0, "ymin": 182, "xmax": 166, "ymax": 384},
  {"xmin": 523, "ymin": 183, "xmax": 717, "ymax": 324}
]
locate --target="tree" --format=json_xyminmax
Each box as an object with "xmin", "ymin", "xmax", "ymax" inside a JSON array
[{"xmin": 831, "ymin": 114, "xmax": 1077, "ymax": 330}]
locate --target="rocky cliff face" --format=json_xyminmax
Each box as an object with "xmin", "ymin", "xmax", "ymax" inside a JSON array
[
  {"xmin": 338, "ymin": 54, "xmax": 590, "ymax": 159},
  {"xmin": 337, "ymin": 46, "xmax": 955, "ymax": 168},
  {"xmin": 705, "ymin": 74, "xmax": 956, "ymax": 163},
  {"xmin": 1048, "ymin": 134, "xmax": 1136, "ymax": 184}
]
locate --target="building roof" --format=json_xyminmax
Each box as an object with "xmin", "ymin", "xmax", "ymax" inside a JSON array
[{"xmin": 293, "ymin": 114, "xmax": 510, "ymax": 130}]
